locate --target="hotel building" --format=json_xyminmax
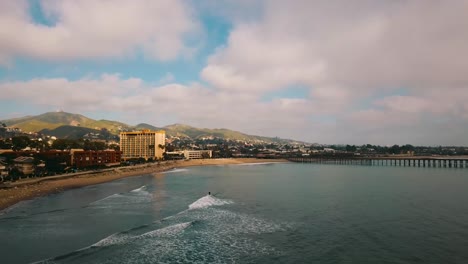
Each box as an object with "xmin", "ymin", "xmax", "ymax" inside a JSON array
[{"xmin": 120, "ymin": 130, "xmax": 166, "ymax": 160}]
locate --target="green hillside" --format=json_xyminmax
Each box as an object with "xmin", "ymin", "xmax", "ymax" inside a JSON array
[
  {"xmin": 134, "ymin": 123, "xmax": 164, "ymax": 131},
  {"xmin": 1, "ymin": 112, "xmax": 303, "ymax": 144},
  {"xmin": 1, "ymin": 112, "xmax": 131, "ymax": 135},
  {"xmin": 162, "ymin": 124, "xmax": 296, "ymax": 143},
  {"xmin": 2, "ymin": 115, "xmax": 34, "ymax": 126},
  {"xmin": 40, "ymin": 126, "xmax": 101, "ymax": 139},
  {"xmin": 1, "ymin": 112, "xmax": 94, "ymax": 132},
  {"xmin": 87, "ymin": 119, "xmax": 131, "ymax": 134}
]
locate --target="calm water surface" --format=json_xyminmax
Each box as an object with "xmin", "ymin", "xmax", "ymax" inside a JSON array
[{"xmin": 1, "ymin": 163, "xmax": 468, "ymax": 263}]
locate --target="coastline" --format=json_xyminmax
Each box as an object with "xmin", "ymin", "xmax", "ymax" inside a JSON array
[{"xmin": 0, "ymin": 158, "xmax": 287, "ymax": 211}]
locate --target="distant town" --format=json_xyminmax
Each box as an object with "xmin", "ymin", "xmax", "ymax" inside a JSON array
[{"xmin": 1, "ymin": 118, "xmax": 468, "ymax": 183}]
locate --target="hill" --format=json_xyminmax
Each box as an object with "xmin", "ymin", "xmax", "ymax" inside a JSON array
[
  {"xmin": 2, "ymin": 112, "xmax": 131, "ymax": 135},
  {"xmin": 162, "ymin": 124, "xmax": 297, "ymax": 144},
  {"xmin": 134, "ymin": 123, "xmax": 164, "ymax": 131},
  {"xmin": 40, "ymin": 126, "xmax": 102, "ymax": 139},
  {"xmin": 1, "ymin": 112, "xmax": 303, "ymax": 144}
]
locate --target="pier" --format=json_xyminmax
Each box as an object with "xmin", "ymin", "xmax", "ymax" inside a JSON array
[{"xmin": 288, "ymin": 156, "xmax": 468, "ymax": 168}]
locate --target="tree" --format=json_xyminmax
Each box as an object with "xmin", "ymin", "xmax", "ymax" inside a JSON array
[
  {"xmin": 100, "ymin": 128, "xmax": 112, "ymax": 139},
  {"xmin": 83, "ymin": 140, "xmax": 106, "ymax": 151},
  {"xmin": 108, "ymin": 143, "xmax": 120, "ymax": 151},
  {"xmin": 12, "ymin": 136, "xmax": 31, "ymax": 151},
  {"xmin": 165, "ymin": 144, "xmax": 175, "ymax": 152},
  {"xmin": 0, "ymin": 139, "xmax": 12, "ymax": 149},
  {"xmin": 389, "ymin": 145, "xmax": 401, "ymax": 154},
  {"xmin": 345, "ymin": 145, "xmax": 357, "ymax": 152},
  {"xmin": 9, "ymin": 167, "xmax": 21, "ymax": 182},
  {"xmin": 52, "ymin": 139, "xmax": 82, "ymax": 150}
]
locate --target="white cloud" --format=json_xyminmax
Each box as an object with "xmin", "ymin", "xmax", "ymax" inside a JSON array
[
  {"xmin": 0, "ymin": 75, "xmax": 315, "ymax": 136},
  {"xmin": 198, "ymin": 0, "xmax": 468, "ymax": 144},
  {"xmin": 1, "ymin": 72, "xmax": 467, "ymax": 145},
  {"xmin": 0, "ymin": 0, "xmax": 199, "ymax": 65},
  {"xmin": 203, "ymin": 0, "xmax": 468, "ymax": 91},
  {"xmin": 2, "ymin": 0, "xmax": 468, "ymax": 145}
]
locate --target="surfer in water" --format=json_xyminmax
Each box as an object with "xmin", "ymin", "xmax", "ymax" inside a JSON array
[{"xmin": 208, "ymin": 192, "xmax": 211, "ymax": 195}]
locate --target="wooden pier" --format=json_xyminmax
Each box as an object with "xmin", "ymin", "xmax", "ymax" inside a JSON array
[{"xmin": 288, "ymin": 156, "xmax": 468, "ymax": 168}]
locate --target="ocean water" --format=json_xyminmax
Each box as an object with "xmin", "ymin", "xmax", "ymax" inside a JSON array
[{"xmin": 1, "ymin": 163, "xmax": 468, "ymax": 264}]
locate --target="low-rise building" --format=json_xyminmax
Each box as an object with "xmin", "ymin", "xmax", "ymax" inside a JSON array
[
  {"xmin": 164, "ymin": 150, "xmax": 213, "ymax": 159},
  {"xmin": 71, "ymin": 149, "xmax": 122, "ymax": 168},
  {"xmin": 13, "ymin": 156, "xmax": 35, "ymax": 175},
  {"xmin": 183, "ymin": 150, "xmax": 212, "ymax": 159}
]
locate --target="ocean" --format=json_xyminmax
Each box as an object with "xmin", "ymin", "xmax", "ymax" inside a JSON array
[{"xmin": 0, "ymin": 162, "xmax": 467, "ymax": 263}]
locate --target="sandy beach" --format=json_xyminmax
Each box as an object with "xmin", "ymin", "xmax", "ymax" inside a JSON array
[{"xmin": 0, "ymin": 158, "xmax": 287, "ymax": 211}]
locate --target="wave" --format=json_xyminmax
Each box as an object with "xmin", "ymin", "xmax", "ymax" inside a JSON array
[
  {"xmin": 34, "ymin": 221, "xmax": 194, "ymax": 263},
  {"xmin": 88, "ymin": 187, "xmax": 152, "ymax": 208},
  {"xmin": 88, "ymin": 193, "xmax": 123, "ymax": 205},
  {"xmin": 232, "ymin": 162, "xmax": 285, "ymax": 166},
  {"xmin": 31, "ymin": 194, "xmax": 292, "ymax": 263},
  {"xmin": 90, "ymin": 221, "xmax": 193, "ymax": 249},
  {"xmin": 138, "ymin": 221, "xmax": 193, "ymax": 238},
  {"xmin": 91, "ymin": 232, "xmax": 131, "ymax": 247},
  {"xmin": 40, "ymin": 195, "xmax": 228, "ymax": 256},
  {"xmin": 188, "ymin": 195, "xmax": 233, "ymax": 210},
  {"xmin": 130, "ymin": 185, "xmax": 147, "ymax": 193},
  {"xmin": 0, "ymin": 200, "xmax": 34, "ymax": 216},
  {"xmin": 163, "ymin": 168, "xmax": 189, "ymax": 174}
]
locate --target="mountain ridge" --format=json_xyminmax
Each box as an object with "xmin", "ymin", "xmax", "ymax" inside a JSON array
[{"xmin": 1, "ymin": 112, "xmax": 304, "ymax": 144}]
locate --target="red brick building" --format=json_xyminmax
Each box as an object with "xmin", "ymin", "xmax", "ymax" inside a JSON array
[{"xmin": 71, "ymin": 150, "xmax": 122, "ymax": 168}]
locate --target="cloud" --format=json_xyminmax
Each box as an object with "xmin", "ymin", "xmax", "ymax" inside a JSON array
[
  {"xmin": 2, "ymin": 0, "xmax": 468, "ymax": 145},
  {"xmin": 197, "ymin": 0, "xmax": 468, "ymax": 144},
  {"xmin": 1, "ymin": 72, "xmax": 467, "ymax": 145},
  {"xmin": 0, "ymin": 74, "xmax": 316, "ymax": 135},
  {"xmin": 202, "ymin": 0, "xmax": 468, "ymax": 99},
  {"xmin": 0, "ymin": 0, "xmax": 200, "ymax": 65}
]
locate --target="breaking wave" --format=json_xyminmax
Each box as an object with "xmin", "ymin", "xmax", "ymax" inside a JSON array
[
  {"xmin": 130, "ymin": 185, "xmax": 147, "ymax": 193},
  {"xmin": 188, "ymin": 195, "xmax": 233, "ymax": 210},
  {"xmin": 163, "ymin": 168, "xmax": 189, "ymax": 174},
  {"xmin": 32, "ymin": 194, "xmax": 289, "ymax": 264}
]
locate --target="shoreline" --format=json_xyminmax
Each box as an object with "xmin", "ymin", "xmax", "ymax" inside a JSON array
[{"xmin": 0, "ymin": 158, "xmax": 288, "ymax": 211}]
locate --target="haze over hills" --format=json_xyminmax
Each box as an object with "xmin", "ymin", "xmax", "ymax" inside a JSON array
[{"xmin": 1, "ymin": 112, "xmax": 303, "ymax": 144}]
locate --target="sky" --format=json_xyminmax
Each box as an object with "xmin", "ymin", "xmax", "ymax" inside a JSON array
[{"xmin": 0, "ymin": 0, "xmax": 468, "ymax": 146}]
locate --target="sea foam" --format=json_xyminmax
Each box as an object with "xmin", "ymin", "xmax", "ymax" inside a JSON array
[
  {"xmin": 130, "ymin": 185, "xmax": 146, "ymax": 193},
  {"xmin": 163, "ymin": 168, "xmax": 189, "ymax": 174},
  {"xmin": 139, "ymin": 222, "xmax": 193, "ymax": 238},
  {"xmin": 188, "ymin": 195, "xmax": 233, "ymax": 210}
]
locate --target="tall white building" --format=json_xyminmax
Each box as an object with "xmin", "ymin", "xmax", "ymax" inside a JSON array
[{"xmin": 120, "ymin": 130, "xmax": 165, "ymax": 160}]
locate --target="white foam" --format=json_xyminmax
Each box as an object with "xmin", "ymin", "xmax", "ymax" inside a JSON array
[
  {"xmin": 89, "ymin": 194, "xmax": 122, "ymax": 205},
  {"xmin": 130, "ymin": 185, "xmax": 146, "ymax": 193},
  {"xmin": 163, "ymin": 168, "xmax": 189, "ymax": 174},
  {"xmin": 233, "ymin": 162, "xmax": 285, "ymax": 166},
  {"xmin": 139, "ymin": 222, "xmax": 192, "ymax": 238},
  {"xmin": 90, "ymin": 221, "xmax": 192, "ymax": 249},
  {"xmin": 188, "ymin": 195, "xmax": 233, "ymax": 210},
  {"xmin": 92, "ymin": 233, "xmax": 131, "ymax": 247}
]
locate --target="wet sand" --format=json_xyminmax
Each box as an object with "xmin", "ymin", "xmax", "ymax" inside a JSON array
[{"xmin": 0, "ymin": 158, "xmax": 287, "ymax": 211}]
